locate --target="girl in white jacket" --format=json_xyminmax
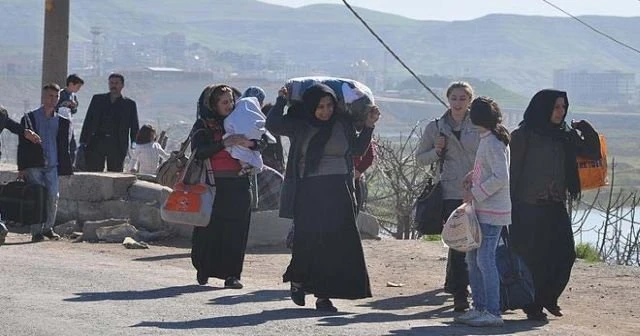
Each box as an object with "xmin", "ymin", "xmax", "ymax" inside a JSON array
[
  {"xmin": 128, "ymin": 125, "xmax": 170, "ymax": 175},
  {"xmin": 456, "ymin": 97, "xmax": 511, "ymax": 327}
]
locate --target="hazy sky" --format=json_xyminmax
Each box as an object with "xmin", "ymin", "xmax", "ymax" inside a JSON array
[{"xmin": 258, "ymin": 0, "xmax": 640, "ymax": 21}]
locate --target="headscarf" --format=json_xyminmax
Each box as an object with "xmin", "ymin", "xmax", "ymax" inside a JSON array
[
  {"xmin": 301, "ymin": 84, "xmax": 338, "ymax": 174},
  {"xmin": 197, "ymin": 84, "xmax": 235, "ymax": 123},
  {"xmin": 520, "ymin": 89, "xmax": 580, "ymax": 200}
]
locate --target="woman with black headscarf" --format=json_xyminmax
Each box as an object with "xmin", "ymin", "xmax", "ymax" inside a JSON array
[
  {"xmin": 510, "ymin": 89, "xmax": 601, "ymax": 321},
  {"xmin": 190, "ymin": 84, "xmax": 267, "ymax": 289},
  {"xmin": 266, "ymin": 83, "xmax": 380, "ymax": 312}
]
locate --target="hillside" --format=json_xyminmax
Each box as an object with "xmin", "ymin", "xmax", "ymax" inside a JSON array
[{"xmin": 1, "ymin": 1, "xmax": 639, "ymax": 94}]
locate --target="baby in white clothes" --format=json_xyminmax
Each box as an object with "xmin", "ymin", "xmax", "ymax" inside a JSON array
[{"xmin": 223, "ymin": 96, "xmax": 270, "ymax": 175}]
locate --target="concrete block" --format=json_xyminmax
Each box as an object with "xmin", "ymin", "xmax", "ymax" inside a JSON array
[
  {"xmin": 78, "ymin": 200, "xmax": 129, "ymax": 222},
  {"xmin": 247, "ymin": 210, "xmax": 292, "ymax": 247},
  {"xmin": 357, "ymin": 212, "xmax": 380, "ymax": 239},
  {"xmin": 127, "ymin": 180, "xmax": 172, "ymax": 206},
  {"xmin": 128, "ymin": 201, "xmax": 164, "ymax": 232},
  {"xmin": 60, "ymin": 172, "xmax": 136, "ymax": 201},
  {"xmin": 57, "ymin": 199, "xmax": 79, "ymax": 224}
]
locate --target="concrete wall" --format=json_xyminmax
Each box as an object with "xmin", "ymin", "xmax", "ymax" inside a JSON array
[{"xmin": 0, "ymin": 170, "xmax": 378, "ymax": 246}]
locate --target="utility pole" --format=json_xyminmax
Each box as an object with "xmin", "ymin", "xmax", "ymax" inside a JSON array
[{"xmin": 41, "ymin": 0, "xmax": 70, "ymax": 90}]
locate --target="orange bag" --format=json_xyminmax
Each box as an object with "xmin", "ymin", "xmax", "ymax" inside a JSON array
[
  {"xmin": 161, "ymin": 150, "xmax": 215, "ymax": 227},
  {"xmin": 577, "ymin": 135, "xmax": 607, "ymax": 190}
]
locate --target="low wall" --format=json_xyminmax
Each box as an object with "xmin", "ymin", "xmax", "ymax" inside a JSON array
[{"xmin": 0, "ymin": 169, "xmax": 378, "ymax": 246}]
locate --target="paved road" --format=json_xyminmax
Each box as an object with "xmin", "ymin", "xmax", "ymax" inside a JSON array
[{"xmin": 0, "ymin": 233, "xmax": 631, "ymax": 336}]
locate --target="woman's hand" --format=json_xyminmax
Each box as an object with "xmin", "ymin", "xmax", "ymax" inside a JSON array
[
  {"xmin": 434, "ymin": 135, "xmax": 446, "ymax": 156},
  {"xmin": 364, "ymin": 105, "xmax": 381, "ymax": 128},
  {"xmin": 463, "ymin": 171, "xmax": 473, "ymax": 191},
  {"xmin": 224, "ymin": 134, "xmax": 253, "ymax": 148}
]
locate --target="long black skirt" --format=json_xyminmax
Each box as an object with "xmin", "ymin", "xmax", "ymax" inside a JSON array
[
  {"xmin": 283, "ymin": 174, "xmax": 372, "ymax": 299},
  {"xmin": 510, "ymin": 201, "xmax": 576, "ymax": 311},
  {"xmin": 191, "ymin": 176, "xmax": 251, "ymax": 280}
]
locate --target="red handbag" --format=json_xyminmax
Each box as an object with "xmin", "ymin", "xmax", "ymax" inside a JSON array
[{"xmin": 161, "ymin": 150, "xmax": 215, "ymax": 227}]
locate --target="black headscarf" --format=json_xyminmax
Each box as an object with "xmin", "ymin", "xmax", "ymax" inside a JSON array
[
  {"xmin": 520, "ymin": 89, "xmax": 581, "ymax": 200},
  {"xmin": 302, "ymin": 83, "xmax": 338, "ymax": 175}
]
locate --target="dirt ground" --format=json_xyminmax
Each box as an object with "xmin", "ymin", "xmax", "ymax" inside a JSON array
[{"xmin": 2, "ymin": 232, "xmax": 640, "ymax": 335}]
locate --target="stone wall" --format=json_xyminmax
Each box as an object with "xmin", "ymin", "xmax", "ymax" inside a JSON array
[{"xmin": 0, "ymin": 170, "xmax": 379, "ymax": 246}]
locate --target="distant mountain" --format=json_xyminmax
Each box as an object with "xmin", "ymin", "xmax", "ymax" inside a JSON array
[{"xmin": 1, "ymin": 0, "xmax": 639, "ymax": 94}]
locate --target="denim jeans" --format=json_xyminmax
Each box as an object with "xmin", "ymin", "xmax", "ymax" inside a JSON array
[
  {"xmin": 466, "ymin": 222, "xmax": 502, "ymax": 316},
  {"xmin": 24, "ymin": 167, "xmax": 59, "ymax": 235}
]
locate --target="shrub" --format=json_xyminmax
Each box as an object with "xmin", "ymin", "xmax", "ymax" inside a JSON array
[{"xmin": 576, "ymin": 243, "xmax": 601, "ymax": 263}]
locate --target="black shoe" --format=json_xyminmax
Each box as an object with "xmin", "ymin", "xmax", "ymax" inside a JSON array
[
  {"xmin": 224, "ymin": 277, "xmax": 243, "ymax": 289},
  {"xmin": 545, "ymin": 305, "xmax": 563, "ymax": 317},
  {"xmin": 290, "ymin": 283, "xmax": 305, "ymax": 306},
  {"xmin": 196, "ymin": 271, "xmax": 208, "ymax": 285},
  {"xmin": 526, "ymin": 310, "xmax": 549, "ymax": 322},
  {"xmin": 453, "ymin": 296, "xmax": 470, "ymax": 312},
  {"xmin": 316, "ymin": 298, "xmax": 338, "ymax": 313},
  {"xmin": 42, "ymin": 229, "xmax": 60, "ymax": 240},
  {"xmin": 31, "ymin": 234, "xmax": 45, "ymax": 243}
]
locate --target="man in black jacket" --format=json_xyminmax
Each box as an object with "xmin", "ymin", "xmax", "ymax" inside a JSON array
[
  {"xmin": 0, "ymin": 105, "xmax": 40, "ymax": 246},
  {"xmin": 79, "ymin": 73, "xmax": 139, "ymax": 172},
  {"xmin": 18, "ymin": 83, "xmax": 73, "ymax": 242}
]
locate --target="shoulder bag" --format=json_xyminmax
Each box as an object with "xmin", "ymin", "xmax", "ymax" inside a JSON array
[
  {"xmin": 161, "ymin": 149, "xmax": 216, "ymax": 227},
  {"xmin": 496, "ymin": 227, "xmax": 535, "ymax": 311}
]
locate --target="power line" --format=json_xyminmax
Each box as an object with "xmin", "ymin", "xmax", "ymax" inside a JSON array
[
  {"xmin": 541, "ymin": 0, "xmax": 640, "ymax": 55},
  {"xmin": 341, "ymin": 0, "xmax": 448, "ymax": 108}
]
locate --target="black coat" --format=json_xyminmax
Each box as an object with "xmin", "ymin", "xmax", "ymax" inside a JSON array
[
  {"xmin": 79, "ymin": 93, "xmax": 139, "ymax": 157},
  {"xmin": 0, "ymin": 110, "xmax": 24, "ymax": 159},
  {"xmin": 17, "ymin": 111, "xmax": 73, "ymax": 176}
]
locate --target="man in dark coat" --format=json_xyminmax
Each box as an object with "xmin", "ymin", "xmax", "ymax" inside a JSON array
[
  {"xmin": 0, "ymin": 105, "xmax": 41, "ymax": 246},
  {"xmin": 79, "ymin": 73, "xmax": 139, "ymax": 172}
]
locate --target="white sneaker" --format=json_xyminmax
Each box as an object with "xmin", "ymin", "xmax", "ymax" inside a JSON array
[
  {"xmin": 454, "ymin": 309, "xmax": 484, "ymax": 323},
  {"xmin": 465, "ymin": 311, "xmax": 504, "ymax": 327}
]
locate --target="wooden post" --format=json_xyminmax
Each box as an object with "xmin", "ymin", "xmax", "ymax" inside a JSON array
[{"xmin": 41, "ymin": 0, "xmax": 70, "ymax": 91}]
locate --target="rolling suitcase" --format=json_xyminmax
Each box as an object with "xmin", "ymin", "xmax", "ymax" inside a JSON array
[{"xmin": 0, "ymin": 180, "xmax": 47, "ymax": 225}]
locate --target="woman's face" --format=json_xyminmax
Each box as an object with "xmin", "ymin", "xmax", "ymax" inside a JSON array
[
  {"xmin": 314, "ymin": 96, "xmax": 334, "ymax": 121},
  {"xmin": 448, "ymin": 88, "xmax": 471, "ymax": 115},
  {"xmin": 550, "ymin": 96, "xmax": 567, "ymax": 124},
  {"xmin": 215, "ymin": 91, "xmax": 235, "ymax": 117}
]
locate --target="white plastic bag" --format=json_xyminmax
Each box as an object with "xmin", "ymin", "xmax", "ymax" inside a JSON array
[{"xmin": 441, "ymin": 203, "xmax": 482, "ymax": 252}]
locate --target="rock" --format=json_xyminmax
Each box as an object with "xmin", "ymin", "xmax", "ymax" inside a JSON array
[
  {"xmin": 83, "ymin": 218, "xmax": 129, "ymax": 242},
  {"xmin": 96, "ymin": 223, "xmax": 139, "ymax": 243},
  {"xmin": 386, "ymin": 281, "xmax": 405, "ymax": 287},
  {"xmin": 54, "ymin": 220, "xmax": 80, "ymax": 236},
  {"xmin": 71, "ymin": 232, "xmax": 83, "ymax": 243},
  {"xmin": 122, "ymin": 237, "xmax": 149, "ymax": 249},
  {"xmin": 357, "ymin": 212, "xmax": 380, "ymax": 239}
]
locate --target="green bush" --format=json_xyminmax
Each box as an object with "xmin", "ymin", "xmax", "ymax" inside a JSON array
[
  {"xmin": 422, "ymin": 234, "xmax": 441, "ymax": 242},
  {"xmin": 575, "ymin": 243, "xmax": 601, "ymax": 263}
]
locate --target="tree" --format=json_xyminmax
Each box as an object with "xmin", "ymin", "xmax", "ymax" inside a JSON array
[{"xmin": 367, "ymin": 122, "xmax": 433, "ymax": 239}]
